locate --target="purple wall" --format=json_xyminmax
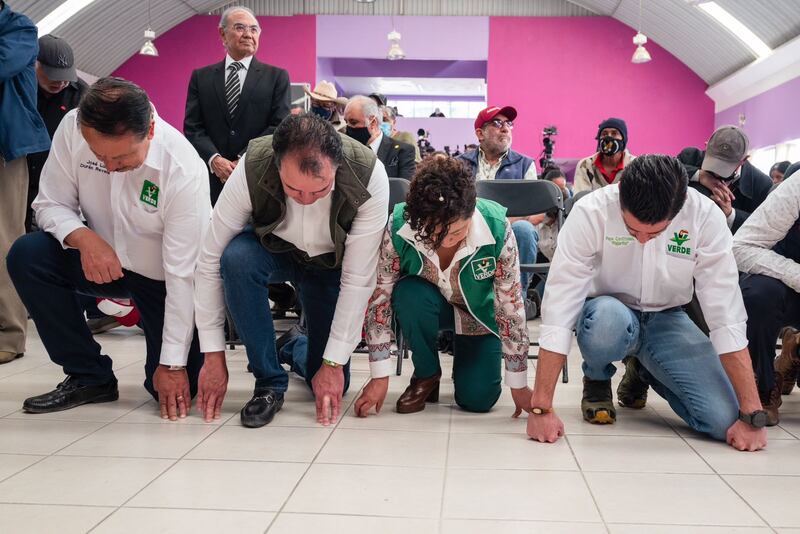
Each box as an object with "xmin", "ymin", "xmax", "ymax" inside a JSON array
[
  {"xmin": 316, "ymin": 16, "xmax": 489, "ymax": 60},
  {"xmin": 715, "ymin": 76, "xmax": 800, "ymax": 150},
  {"xmin": 322, "ymin": 58, "xmax": 487, "ymax": 79},
  {"xmin": 113, "ymin": 15, "xmax": 316, "ymax": 129},
  {"xmin": 488, "ymin": 17, "xmax": 714, "ymax": 159}
]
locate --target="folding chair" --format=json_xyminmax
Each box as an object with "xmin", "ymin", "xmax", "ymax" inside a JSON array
[
  {"xmin": 475, "ymin": 179, "xmax": 568, "ymax": 382},
  {"xmin": 564, "ymin": 190, "xmax": 590, "ymax": 217}
]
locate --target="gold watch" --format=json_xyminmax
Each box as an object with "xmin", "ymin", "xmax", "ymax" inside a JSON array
[
  {"xmin": 531, "ymin": 407, "xmax": 553, "ymax": 415},
  {"xmin": 322, "ymin": 359, "xmax": 340, "ymax": 368}
]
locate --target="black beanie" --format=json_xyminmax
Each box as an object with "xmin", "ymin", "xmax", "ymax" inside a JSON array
[
  {"xmin": 784, "ymin": 161, "xmax": 800, "ymax": 181},
  {"xmin": 596, "ymin": 118, "xmax": 628, "ymax": 142}
]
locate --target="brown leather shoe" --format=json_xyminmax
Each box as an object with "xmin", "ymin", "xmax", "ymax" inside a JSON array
[
  {"xmin": 396, "ymin": 372, "xmax": 441, "ymax": 414},
  {"xmin": 776, "ymin": 327, "xmax": 800, "ymax": 395},
  {"xmin": 760, "ymin": 379, "xmax": 783, "ymax": 426}
]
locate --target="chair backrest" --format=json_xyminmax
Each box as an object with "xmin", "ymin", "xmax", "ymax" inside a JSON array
[
  {"xmin": 564, "ymin": 189, "xmax": 591, "ymax": 217},
  {"xmin": 475, "ymin": 179, "xmax": 563, "ymax": 220},
  {"xmin": 388, "ymin": 177, "xmax": 410, "ymax": 214}
]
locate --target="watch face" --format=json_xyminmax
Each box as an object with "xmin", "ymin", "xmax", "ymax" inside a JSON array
[{"xmin": 751, "ymin": 410, "xmax": 768, "ymax": 428}]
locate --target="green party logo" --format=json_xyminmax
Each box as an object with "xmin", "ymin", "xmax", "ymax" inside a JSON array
[
  {"xmin": 470, "ymin": 257, "xmax": 496, "ymax": 281},
  {"xmin": 140, "ymin": 180, "xmax": 160, "ymax": 208},
  {"xmin": 667, "ymin": 229, "xmax": 691, "ymax": 257}
]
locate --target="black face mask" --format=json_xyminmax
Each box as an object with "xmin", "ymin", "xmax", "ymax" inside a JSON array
[
  {"xmin": 598, "ymin": 136, "xmax": 624, "ymax": 156},
  {"xmin": 311, "ymin": 106, "xmax": 333, "ymax": 120},
  {"xmin": 346, "ymin": 125, "xmax": 372, "ymax": 146}
]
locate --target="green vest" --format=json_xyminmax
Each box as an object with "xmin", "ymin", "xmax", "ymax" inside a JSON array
[
  {"xmin": 391, "ymin": 198, "xmax": 508, "ymax": 337},
  {"xmin": 244, "ymin": 133, "xmax": 376, "ymax": 269}
]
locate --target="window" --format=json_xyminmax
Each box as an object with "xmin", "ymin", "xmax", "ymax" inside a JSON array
[
  {"xmin": 386, "ymin": 99, "xmax": 487, "ymax": 118},
  {"xmin": 750, "ymin": 138, "xmax": 800, "ymax": 174}
]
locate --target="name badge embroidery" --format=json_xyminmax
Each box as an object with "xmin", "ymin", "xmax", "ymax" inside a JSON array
[
  {"xmin": 606, "ymin": 236, "xmax": 635, "ymax": 247},
  {"xmin": 140, "ymin": 180, "xmax": 160, "ymax": 208},
  {"xmin": 667, "ymin": 229, "xmax": 692, "ymax": 259},
  {"xmin": 470, "ymin": 257, "xmax": 496, "ymax": 281}
]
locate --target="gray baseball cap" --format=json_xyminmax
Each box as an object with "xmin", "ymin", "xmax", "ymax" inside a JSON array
[
  {"xmin": 37, "ymin": 35, "xmax": 77, "ymax": 82},
  {"xmin": 701, "ymin": 125, "xmax": 749, "ymax": 178}
]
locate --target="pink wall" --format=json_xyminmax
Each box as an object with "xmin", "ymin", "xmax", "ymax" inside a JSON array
[
  {"xmin": 488, "ymin": 17, "xmax": 714, "ymax": 159},
  {"xmin": 113, "ymin": 15, "xmax": 316, "ymax": 129}
]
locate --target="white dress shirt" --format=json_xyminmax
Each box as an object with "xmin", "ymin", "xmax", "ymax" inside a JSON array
[
  {"xmin": 539, "ymin": 185, "xmax": 748, "ymax": 357},
  {"xmin": 208, "ymin": 54, "xmax": 254, "ymax": 171},
  {"xmin": 369, "ymin": 132, "xmax": 383, "ymax": 155},
  {"xmin": 33, "ymin": 108, "xmax": 211, "ymax": 365},
  {"xmin": 194, "ymin": 152, "xmax": 390, "ymax": 364}
]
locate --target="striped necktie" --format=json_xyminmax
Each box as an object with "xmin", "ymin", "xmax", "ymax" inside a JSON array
[{"xmin": 225, "ymin": 61, "xmax": 244, "ymax": 117}]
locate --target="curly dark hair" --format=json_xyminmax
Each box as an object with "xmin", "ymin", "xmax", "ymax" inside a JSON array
[{"xmin": 404, "ymin": 157, "xmax": 477, "ymax": 249}]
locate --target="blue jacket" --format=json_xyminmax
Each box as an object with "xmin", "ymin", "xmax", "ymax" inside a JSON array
[
  {"xmin": 0, "ymin": 4, "xmax": 49, "ymax": 161},
  {"xmin": 458, "ymin": 148, "xmax": 535, "ymax": 180}
]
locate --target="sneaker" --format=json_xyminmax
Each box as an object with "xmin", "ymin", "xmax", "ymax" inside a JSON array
[
  {"xmin": 524, "ymin": 298, "xmax": 538, "ymax": 321},
  {"xmin": 759, "ymin": 380, "xmax": 783, "ymax": 426},
  {"xmin": 775, "ymin": 327, "xmax": 800, "ymax": 395},
  {"xmin": 582, "ymin": 377, "xmax": 616, "ymax": 424},
  {"xmin": 87, "ymin": 316, "xmax": 121, "ymax": 335},
  {"xmin": 617, "ymin": 357, "xmax": 649, "ymax": 409}
]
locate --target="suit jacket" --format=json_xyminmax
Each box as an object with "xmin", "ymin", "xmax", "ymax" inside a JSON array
[
  {"xmin": 184, "ymin": 56, "xmax": 290, "ymax": 167},
  {"xmin": 377, "ymin": 135, "xmax": 416, "ymax": 180}
]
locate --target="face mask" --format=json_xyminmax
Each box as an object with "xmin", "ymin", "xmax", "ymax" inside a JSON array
[
  {"xmin": 380, "ymin": 122, "xmax": 393, "ymax": 137},
  {"xmin": 311, "ymin": 106, "xmax": 333, "ymax": 120},
  {"xmin": 598, "ymin": 136, "xmax": 624, "ymax": 156},
  {"xmin": 346, "ymin": 125, "xmax": 372, "ymax": 146}
]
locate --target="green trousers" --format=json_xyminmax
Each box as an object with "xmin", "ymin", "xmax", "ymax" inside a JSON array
[{"xmin": 392, "ymin": 276, "xmax": 502, "ymax": 412}]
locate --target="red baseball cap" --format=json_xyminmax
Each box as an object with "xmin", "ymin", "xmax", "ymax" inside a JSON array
[{"xmin": 474, "ymin": 105, "xmax": 517, "ymax": 130}]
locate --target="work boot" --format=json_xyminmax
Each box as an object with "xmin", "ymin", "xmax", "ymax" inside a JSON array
[
  {"xmin": 759, "ymin": 380, "xmax": 783, "ymax": 427},
  {"xmin": 775, "ymin": 327, "xmax": 800, "ymax": 395},
  {"xmin": 582, "ymin": 377, "xmax": 616, "ymax": 424},
  {"xmin": 617, "ymin": 357, "xmax": 649, "ymax": 409}
]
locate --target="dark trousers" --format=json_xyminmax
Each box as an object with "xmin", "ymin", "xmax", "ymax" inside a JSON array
[
  {"xmin": 6, "ymin": 232, "xmax": 203, "ymax": 399},
  {"xmin": 740, "ymin": 273, "xmax": 800, "ymax": 394},
  {"xmin": 219, "ymin": 230, "xmax": 350, "ymax": 394}
]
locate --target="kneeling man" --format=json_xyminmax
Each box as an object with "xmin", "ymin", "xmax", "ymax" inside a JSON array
[
  {"xmin": 526, "ymin": 155, "xmax": 767, "ymax": 451},
  {"xmin": 194, "ymin": 114, "xmax": 388, "ymax": 427},
  {"xmin": 8, "ymin": 78, "xmax": 209, "ymax": 420}
]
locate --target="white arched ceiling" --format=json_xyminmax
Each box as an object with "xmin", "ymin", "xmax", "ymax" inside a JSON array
[{"xmin": 9, "ymin": 0, "xmax": 800, "ymax": 84}]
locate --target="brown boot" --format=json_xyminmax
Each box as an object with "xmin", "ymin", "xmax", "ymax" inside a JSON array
[
  {"xmin": 396, "ymin": 372, "xmax": 441, "ymax": 414},
  {"xmin": 775, "ymin": 327, "xmax": 800, "ymax": 395},
  {"xmin": 759, "ymin": 379, "xmax": 783, "ymax": 427}
]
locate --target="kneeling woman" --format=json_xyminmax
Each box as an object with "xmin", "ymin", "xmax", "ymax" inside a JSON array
[{"xmin": 355, "ymin": 157, "xmax": 532, "ymax": 417}]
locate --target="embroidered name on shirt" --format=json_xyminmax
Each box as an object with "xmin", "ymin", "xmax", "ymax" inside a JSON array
[
  {"xmin": 667, "ymin": 229, "xmax": 692, "ymax": 258},
  {"xmin": 79, "ymin": 160, "xmax": 109, "ymax": 175},
  {"xmin": 140, "ymin": 180, "xmax": 160, "ymax": 208},
  {"xmin": 471, "ymin": 257, "xmax": 496, "ymax": 280},
  {"xmin": 606, "ymin": 236, "xmax": 635, "ymax": 247}
]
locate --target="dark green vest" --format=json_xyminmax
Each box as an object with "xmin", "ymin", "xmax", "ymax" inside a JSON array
[
  {"xmin": 390, "ymin": 198, "xmax": 508, "ymax": 337},
  {"xmin": 244, "ymin": 133, "xmax": 376, "ymax": 269}
]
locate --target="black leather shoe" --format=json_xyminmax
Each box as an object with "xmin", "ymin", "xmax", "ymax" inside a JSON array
[
  {"xmin": 240, "ymin": 390, "xmax": 284, "ymax": 428},
  {"xmin": 276, "ymin": 324, "xmax": 307, "ymax": 366},
  {"xmin": 23, "ymin": 376, "xmax": 119, "ymax": 414}
]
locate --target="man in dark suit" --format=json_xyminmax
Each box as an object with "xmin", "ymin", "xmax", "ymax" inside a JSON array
[
  {"xmin": 343, "ymin": 95, "xmax": 416, "ymax": 180},
  {"xmin": 184, "ymin": 6, "xmax": 290, "ymax": 206}
]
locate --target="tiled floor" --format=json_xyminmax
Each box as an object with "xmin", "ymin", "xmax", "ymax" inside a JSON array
[{"xmin": 1, "ymin": 320, "xmax": 800, "ymax": 534}]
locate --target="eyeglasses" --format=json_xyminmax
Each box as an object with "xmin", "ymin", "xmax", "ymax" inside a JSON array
[
  {"xmin": 485, "ymin": 119, "xmax": 514, "ymax": 130},
  {"xmin": 230, "ymin": 23, "xmax": 261, "ymax": 35}
]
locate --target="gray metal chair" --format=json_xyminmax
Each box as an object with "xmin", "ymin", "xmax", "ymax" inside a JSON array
[
  {"xmin": 564, "ymin": 189, "xmax": 591, "ymax": 217},
  {"xmin": 475, "ymin": 179, "xmax": 568, "ymax": 383}
]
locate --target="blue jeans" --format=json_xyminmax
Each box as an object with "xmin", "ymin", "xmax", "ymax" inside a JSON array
[
  {"xmin": 220, "ymin": 230, "xmax": 349, "ymax": 394},
  {"xmin": 6, "ymin": 232, "xmax": 203, "ymax": 399},
  {"xmin": 511, "ymin": 220, "xmax": 539, "ymax": 293},
  {"xmin": 576, "ymin": 296, "xmax": 739, "ymax": 441}
]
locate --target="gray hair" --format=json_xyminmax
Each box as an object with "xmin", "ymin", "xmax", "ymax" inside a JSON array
[
  {"xmin": 346, "ymin": 95, "xmax": 381, "ymax": 126},
  {"xmin": 382, "ymin": 105, "xmax": 396, "ymax": 122},
  {"xmin": 219, "ymin": 6, "xmax": 256, "ymax": 29}
]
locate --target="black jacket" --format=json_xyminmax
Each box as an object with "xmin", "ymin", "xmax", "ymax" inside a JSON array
[
  {"xmin": 184, "ymin": 57, "xmax": 290, "ymax": 203},
  {"xmin": 376, "ymin": 135, "xmax": 416, "ymax": 180},
  {"xmin": 677, "ymin": 147, "xmax": 772, "ymax": 234}
]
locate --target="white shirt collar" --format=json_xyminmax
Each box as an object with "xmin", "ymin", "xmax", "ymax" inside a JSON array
[
  {"xmin": 225, "ymin": 54, "xmax": 253, "ymax": 70},
  {"xmin": 142, "ymin": 105, "xmax": 164, "ymax": 172},
  {"xmin": 397, "ymin": 205, "xmax": 496, "ymax": 254},
  {"xmin": 369, "ymin": 132, "xmax": 383, "ymax": 154}
]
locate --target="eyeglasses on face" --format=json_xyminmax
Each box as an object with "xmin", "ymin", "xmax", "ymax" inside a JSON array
[
  {"xmin": 230, "ymin": 23, "xmax": 261, "ymax": 34},
  {"xmin": 485, "ymin": 119, "xmax": 514, "ymax": 130}
]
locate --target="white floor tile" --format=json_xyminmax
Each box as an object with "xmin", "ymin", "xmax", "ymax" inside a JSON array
[
  {"xmin": 269, "ymin": 513, "xmax": 438, "ymax": 534},
  {"xmin": 115, "ymin": 399, "xmax": 237, "ymax": 425},
  {"xmin": 569, "ymin": 435, "xmax": 712, "ymax": 474},
  {"xmin": 0, "ymin": 454, "xmax": 43, "ymax": 481},
  {"xmin": 724, "ymin": 475, "xmax": 800, "ymax": 528},
  {"xmin": 186, "ymin": 425, "xmax": 330, "ymax": 463},
  {"xmin": 0, "ymin": 455, "xmax": 172, "ymax": 506},
  {"xmin": 687, "ymin": 438, "xmax": 800, "ymax": 475},
  {"xmin": 93, "ymin": 507, "xmax": 274, "ymax": 534},
  {"xmin": 450, "ymin": 407, "xmax": 530, "ymax": 434},
  {"xmin": 4, "ymin": 392, "xmax": 149, "ymax": 423},
  {"xmin": 285, "ymin": 463, "xmax": 443, "ymax": 518},
  {"xmin": 448, "ymin": 432, "xmax": 577, "ymax": 470},
  {"xmin": 585, "ymin": 472, "xmax": 766, "ymax": 526},
  {"xmin": 0, "ymin": 419, "xmax": 105, "ymax": 455},
  {"xmin": 443, "ymin": 469, "xmax": 600, "ymax": 522},
  {"xmin": 559, "ymin": 407, "xmax": 680, "ymax": 437},
  {"xmin": 441, "ymin": 519, "xmax": 607, "ymax": 534},
  {"xmin": 0, "ymin": 503, "xmax": 114, "ymax": 534},
  {"xmin": 128, "ymin": 459, "xmax": 307, "ymax": 511},
  {"xmin": 609, "ymin": 526, "xmax": 771, "ymax": 533},
  {"xmin": 317, "ymin": 428, "xmax": 448, "ymax": 468},
  {"xmin": 339, "ymin": 400, "xmax": 452, "ymax": 433}
]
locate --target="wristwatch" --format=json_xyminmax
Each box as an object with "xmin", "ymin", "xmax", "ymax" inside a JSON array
[
  {"xmin": 530, "ymin": 406, "xmax": 553, "ymax": 415},
  {"xmin": 738, "ymin": 409, "xmax": 768, "ymax": 428},
  {"xmin": 322, "ymin": 359, "xmax": 340, "ymax": 368}
]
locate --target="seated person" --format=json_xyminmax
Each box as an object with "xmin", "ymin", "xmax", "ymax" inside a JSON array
[
  {"xmin": 8, "ymin": 78, "xmax": 209, "ymax": 420},
  {"xmin": 573, "ymin": 118, "xmax": 634, "ymax": 193},
  {"xmin": 193, "ymin": 114, "xmax": 388, "ymax": 427},
  {"xmin": 381, "ymin": 105, "xmax": 421, "ymax": 162},
  {"xmin": 769, "ymin": 160, "xmax": 792, "ymax": 185},
  {"xmin": 734, "ymin": 165, "xmax": 800, "ymax": 425},
  {"xmin": 344, "ymin": 95, "xmax": 416, "ymax": 180},
  {"xmin": 526, "ymin": 155, "xmax": 767, "ymax": 452},
  {"xmin": 355, "ymin": 157, "xmax": 531, "ymax": 417},
  {"xmin": 304, "ymin": 80, "xmax": 347, "ymax": 132}
]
